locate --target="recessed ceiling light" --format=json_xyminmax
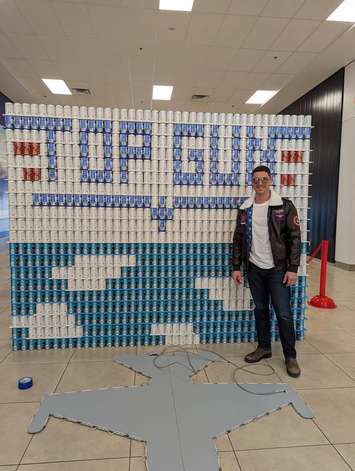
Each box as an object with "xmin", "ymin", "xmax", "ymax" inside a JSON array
[
  {"xmin": 159, "ymin": 0, "xmax": 194, "ymax": 12},
  {"xmin": 42, "ymin": 79, "xmax": 71, "ymax": 95},
  {"xmin": 327, "ymin": 0, "xmax": 355, "ymax": 22},
  {"xmin": 246, "ymin": 90, "xmax": 278, "ymax": 105},
  {"xmin": 152, "ymin": 85, "xmax": 174, "ymax": 101}
]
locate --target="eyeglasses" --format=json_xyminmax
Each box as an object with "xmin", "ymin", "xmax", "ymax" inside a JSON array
[{"xmin": 252, "ymin": 177, "xmax": 270, "ymax": 185}]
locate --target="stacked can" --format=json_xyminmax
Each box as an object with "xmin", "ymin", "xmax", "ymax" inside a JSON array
[{"xmin": 5, "ymin": 103, "xmax": 311, "ymax": 350}]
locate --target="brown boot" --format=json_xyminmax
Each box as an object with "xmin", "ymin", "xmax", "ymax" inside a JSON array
[
  {"xmin": 286, "ymin": 358, "xmax": 301, "ymax": 378},
  {"xmin": 244, "ymin": 347, "xmax": 272, "ymax": 363}
]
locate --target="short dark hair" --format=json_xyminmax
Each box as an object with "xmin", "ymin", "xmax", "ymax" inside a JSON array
[{"xmin": 252, "ymin": 165, "xmax": 271, "ymax": 177}]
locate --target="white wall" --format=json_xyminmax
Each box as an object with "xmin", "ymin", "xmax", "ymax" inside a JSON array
[{"xmin": 336, "ymin": 60, "xmax": 355, "ymax": 266}]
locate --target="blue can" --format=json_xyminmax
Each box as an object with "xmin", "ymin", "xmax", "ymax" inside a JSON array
[
  {"xmin": 143, "ymin": 134, "xmax": 151, "ymax": 146},
  {"xmin": 127, "ymin": 121, "xmax": 135, "ymax": 134},
  {"xmin": 47, "ymin": 130, "xmax": 56, "ymax": 142},
  {"xmin": 47, "ymin": 117, "xmax": 55, "ymax": 130},
  {"xmin": 80, "ymin": 144, "xmax": 88, "ymax": 157},
  {"xmin": 143, "ymin": 196, "xmax": 151, "ymax": 207},
  {"xmin": 128, "ymin": 146, "xmax": 135, "ymax": 158},
  {"xmin": 55, "ymin": 118, "xmax": 63, "ymax": 131},
  {"xmin": 104, "ymin": 120, "xmax": 111, "ymax": 132},
  {"xmin": 73, "ymin": 194, "xmax": 81, "ymax": 206},
  {"xmin": 96, "ymin": 120, "xmax": 103, "ymax": 132},
  {"xmin": 32, "ymin": 194, "xmax": 42, "ymax": 205},
  {"xmin": 39, "ymin": 116, "xmax": 47, "ymax": 130},
  {"xmin": 4, "ymin": 115, "xmax": 13, "ymax": 128},
  {"xmin": 104, "ymin": 133, "xmax": 112, "ymax": 145},
  {"xmin": 189, "ymin": 124, "xmax": 197, "ymax": 136},
  {"xmin": 232, "ymin": 125, "xmax": 240, "ymax": 137},
  {"xmin": 63, "ymin": 118, "xmax": 71, "ymax": 131},
  {"xmin": 81, "ymin": 169, "xmax": 89, "ymax": 182},
  {"xmin": 22, "ymin": 116, "xmax": 31, "ymax": 130},
  {"xmin": 143, "ymin": 146, "xmax": 151, "ymax": 158},
  {"xmin": 120, "ymin": 170, "xmax": 128, "ymax": 183},
  {"xmin": 88, "ymin": 119, "xmax": 96, "ymax": 132},
  {"xmin": 97, "ymin": 170, "xmax": 105, "ymax": 183},
  {"xmin": 211, "ymin": 125, "xmax": 218, "ymax": 137},
  {"xmin": 58, "ymin": 194, "xmax": 66, "ymax": 206},
  {"xmin": 136, "ymin": 122, "xmax": 144, "ymax": 134},
  {"xmin": 48, "ymin": 169, "xmax": 57, "ymax": 181},
  {"xmin": 80, "ymin": 131, "xmax": 88, "ymax": 144},
  {"xmin": 104, "ymin": 158, "xmax": 112, "ymax": 171},
  {"xmin": 197, "ymin": 124, "xmax": 204, "ymax": 137},
  {"xmin": 173, "ymin": 172, "xmax": 181, "ymax": 184},
  {"xmin": 79, "ymin": 119, "xmax": 87, "ymax": 131},
  {"xmin": 82, "ymin": 194, "xmax": 90, "ymax": 207},
  {"xmin": 66, "ymin": 194, "xmax": 74, "ymax": 205},
  {"xmin": 104, "ymin": 146, "xmax": 112, "ymax": 158},
  {"xmin": 181, "ymin": 124, "xmax": 189, "ymax": 136},
  {"xmin": 31, "ymin": 116, "xmax": 40, "ymax": 130},
  {"xmin": 81, "ymin": 157, "xmax": 89, "ymax": 169}
]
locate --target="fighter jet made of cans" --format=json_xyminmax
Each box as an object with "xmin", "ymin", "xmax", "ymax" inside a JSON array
[{"xmin": 29, "ymin": 351, "xmax": 313, "ymax": 471}]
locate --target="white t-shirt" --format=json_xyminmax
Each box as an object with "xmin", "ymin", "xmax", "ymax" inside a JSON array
[{"xmin": 249, "ymin": 201, "xmax": 275, "ymax": 269}]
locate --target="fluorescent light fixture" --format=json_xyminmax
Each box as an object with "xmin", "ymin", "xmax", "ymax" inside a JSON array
[
  {"xmin": 246, "ymin": 90, "xmax": 278, "ymax": 105},
  {"xmin": 152, "ymin": 85, "xmax": 174, "ymax": 101},
  {"xmin": 159, "ymin": 0, "xmax": 194, "ymax": 11},
  {"xmin": 42, "ymin": 79, "xmax": 72, "ymax": 95},
  {"xmin": 327, "ymin": 0, "xmax": 355, "ymax": 21}
]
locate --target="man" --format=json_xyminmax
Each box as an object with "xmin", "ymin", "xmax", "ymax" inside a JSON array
[{"xmin": 231, "ymin": 165, "xmax": 301, "ymax": 378}]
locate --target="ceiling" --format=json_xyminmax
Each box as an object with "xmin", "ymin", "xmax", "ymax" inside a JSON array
[{"xmin": 0, "ymin": 0, "xmax": 355, "ymax": 113}]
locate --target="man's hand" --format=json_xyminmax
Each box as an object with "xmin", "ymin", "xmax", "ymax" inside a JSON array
[
  {"xmin": 232, "ymin": 270, "xmax": 243, "ymax": 285},
  {"xmin": 283, "ymin": 271, "xmax": 297, "ymax": 286}
]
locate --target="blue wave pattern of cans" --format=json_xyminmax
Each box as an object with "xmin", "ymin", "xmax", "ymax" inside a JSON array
[{"xmin": 10, "ymin": 242, "xmax": 308, "ymax": 351}]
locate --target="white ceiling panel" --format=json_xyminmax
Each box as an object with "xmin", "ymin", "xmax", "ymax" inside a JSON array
[
  {"xmin": 215, "ymin": 15, "xmax": 257, "ymax": 48},
  {"xmin": 40, "ymin": 36, "xmax": 79, "ymax": 63},
  {"xmin": 155, "ymin": 12, "xmax": 191, "ymax": 41},
  {"xmin": 15, "ymin": 0, "xmax": 64, "ymax": 37},
  {"xmin": 262, "ymin": 73, "xmax": 293, "ymax": 89},
  {"xmin": 1, "ymin": 59, "xmax": 35, "ymax": 79},
  {"xmin": 30, "ymin": 60, "xmax": 62, "ymax": 78},
  {"xmin": 252, "ymin": 50, "xmax": 291, "ymax": 73},
  {"xmin": 186, "ymin": 13, "xmax": 224, "ymax": 45},
  {"xmin": 53, "ymin": 2, "xmax": 93, "ymax": 37},
  {"xmin": 7, "ymin": 34, "xmax": 50, "ymax": 61},
  {"xmin": 119, "ymin": 0, "xmax": 157, "ymax": 8},
  {"xmin": 211, "ymin": 87, "xmax": 235, "ymax": 102},
  {"xmin": 272, "ymin": 19, "xmax": 321, "ymax": 51},
  {"xmin": 193, "ymin": 0, "xmax": 231, "ymax": 14},
  {"xmin": 276, "ymin": 51, "xmax": 317, "ymax": 74},
  {"xmin": 0, "ymin": 0, "xmax": 33, "ymax": 34},
  {"xmin": 229, "ymin": 49, "xmax": 265, "ymax": 72},
  {"xmin": 88, "ymin": 5, "xmax": 157, "ymax": 42},
  {"xmin": 0, "ymin": 32, "xmax": 23, "ymax": 60},
  {"xmin": 295, "ymin": 0, "xmax": 343, "ymax": 20},
  {"xmin": 242, "ymin": 17, "xmax": 289, "ymax": 50},
  {"xmin": 298, "ymin": 21, "xmax": 352, "ymax": 53},
  {"xmin": 192, "ymin": 69, "xmax": 226, "ymax": 89},
  {"xmin": 219, "ymin": 71, "xmax": 269, "ymax": 90},
  {"xmin": 229, "ymin": 0, "xmax": 269, "ymax": 16},
  {"xmin": 204, "ymin": 46, "xmax": 238, "ymax": 70},
  {"xmin": 260, "ymin": 0, "xmax": 305, "ymax": 18}
]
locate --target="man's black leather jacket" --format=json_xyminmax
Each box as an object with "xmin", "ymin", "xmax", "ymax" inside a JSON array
[{"xmin": 231, "ymin": 192, "xmax": 301, "ymax": 273}]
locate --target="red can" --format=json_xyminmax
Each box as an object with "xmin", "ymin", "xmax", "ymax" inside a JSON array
[
  {"xmin": 30, "ymin": 143, "xmax": 40, "ymax": 156},
  {"xmin": 288, "ymin": 174, "xmax": 296, "ymax": 186},
  {"xmin": 23, "ymin": 168, "xmax": 32, "ymax": 181},
  {"xmin": 281, "ymin": 150, "xmax": 290, "ymax": 162},
  {"xmin": 13, "ymin": 142, "xmax": 24, "ymax": 155},
  {"xmin": 294, "ymin": 150, "xmax": 303, "ymax": 163},
  {"xmin": 288, "ymin": 150, "xmax": 296, "ymax": 163},
  {"xmin": 32, "ymin": 168, "xmax": 42, "ymax": 181},
  {"xmin": 281, "ymin": 174, "xmax": 289, "ymax": 186},
  {"xmin": 23, "ymin": 141, "xmax": 32, "ymax": 155}
]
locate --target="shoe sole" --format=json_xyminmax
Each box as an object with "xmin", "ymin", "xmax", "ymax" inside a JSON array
[
  {"xmin": 287, "ymin": 370, "xmax": 301, "ymax": 378},
  {"xmin": 244, "ymin": 353, "xmax": 272, "ymax": 363}
]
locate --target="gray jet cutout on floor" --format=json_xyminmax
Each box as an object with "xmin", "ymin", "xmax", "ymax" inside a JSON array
[{"xmin": 29, "ymin": 351, "xmax": 313, "ymax": 471}]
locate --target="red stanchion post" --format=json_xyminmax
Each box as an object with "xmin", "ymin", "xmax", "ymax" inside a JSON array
[{"xmin": 309, "ymin": 240, "xmax": 336, "ymax": 309}]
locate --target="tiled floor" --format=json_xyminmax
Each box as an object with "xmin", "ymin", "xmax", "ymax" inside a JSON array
[{"xmin": 1, "ymin": 249, "xmax": 355, "ymax": 471}]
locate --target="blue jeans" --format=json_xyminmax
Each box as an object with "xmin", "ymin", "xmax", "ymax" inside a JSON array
[{"xmin": 247, "ymin": 262, "xmax": 296, "ymax": 359}]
